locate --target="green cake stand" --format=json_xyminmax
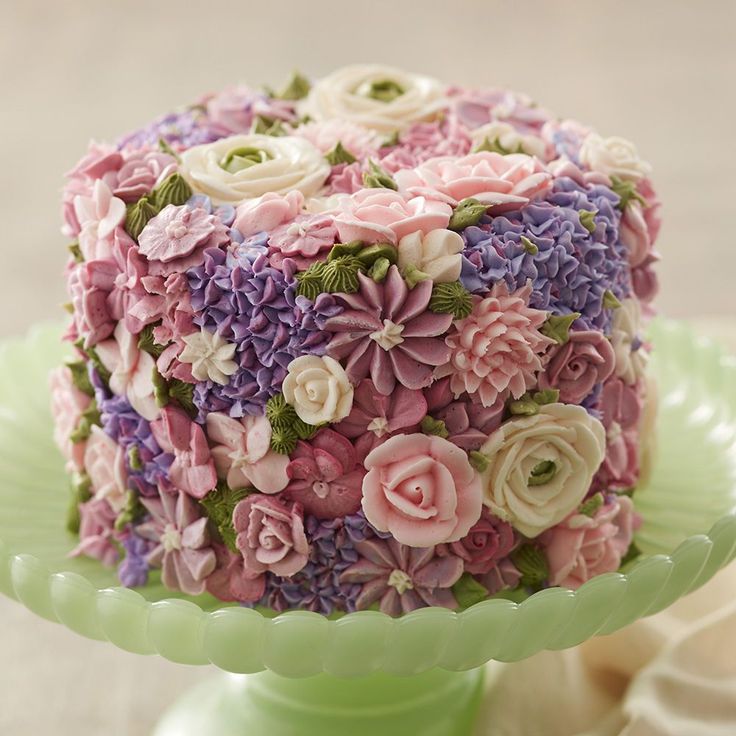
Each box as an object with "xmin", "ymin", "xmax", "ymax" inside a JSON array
[{"xmin": 1, "ymin": 319, "xmax": 735, "ymax": 736}]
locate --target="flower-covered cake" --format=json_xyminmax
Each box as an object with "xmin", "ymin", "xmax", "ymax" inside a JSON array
[{"xmin": 53, "ymin": 65, "xmax": 660, "ymax": 616}]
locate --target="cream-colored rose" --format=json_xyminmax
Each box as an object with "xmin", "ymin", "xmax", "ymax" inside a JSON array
[
  {"xmin": 611, "ymin": 298, "xmax": 648, "ymax": 385},
  {"xmin": 397, "ymin": 228, "xmax": 464, "ymax": 283},
  {"xmin": 282, "ymin": 355, "xmax": 354, "ymax": 425},
  {"xmin": 180, "ymin": 134, "xmax": 330, "ymax": 204},
  {"xmin": 300, "ymin": 64, "xmax": 448, "ymax": 134},
  {"xmin": 479, "ymin": 404, "xmax": 606, "ymax": 538},
  {"xmin": 579, "ymin": 133, "xmax": 652, "ymax": 181},
  {"xmin": 470, "ymin": 121, "xmax": 548, "ymax": 159}
]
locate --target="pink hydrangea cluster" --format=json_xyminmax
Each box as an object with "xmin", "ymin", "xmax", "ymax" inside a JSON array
[{"xmin": 54, "ymin": 66, "xmax": 659, "ymax": 616}]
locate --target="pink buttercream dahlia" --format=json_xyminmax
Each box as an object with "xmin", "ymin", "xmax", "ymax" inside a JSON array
[
  {"xmin": 435, "ymin": 283, "xmax": 553, "ymax": 407},
  {"xmin": 325, "ymin": 266, "xmax": 453, "ymax": 395}
]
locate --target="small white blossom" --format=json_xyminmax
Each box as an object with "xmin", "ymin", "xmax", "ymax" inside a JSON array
[{"xmin": 179, "ymin": 329, "xmax": 238, "ymax": 385}]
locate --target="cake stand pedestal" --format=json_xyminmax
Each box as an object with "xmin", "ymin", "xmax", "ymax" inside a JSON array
[{"xmin": 1, "ymin": 320, "xmax": 736, "ymax": 736}]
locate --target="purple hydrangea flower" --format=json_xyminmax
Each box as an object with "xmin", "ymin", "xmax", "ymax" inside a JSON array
[
  {"xmin": 116, "ymin": 108, "xmax": 231, "ymax": 151},
  {"xmin": 117, "ymin": 532, "xmax": 156, "ymax": 588}
]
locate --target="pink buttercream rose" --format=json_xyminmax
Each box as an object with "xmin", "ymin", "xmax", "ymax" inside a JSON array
[
  {"xmin": 394, "ymin": 151, "xmax": 552, "ymax": 209},
  {"xmin": 233, "ymin": 191, "xmax": 304, "ymax": 237},
  {"xmin": 295, "ymin": 119, "xmax": 380, "ymax": 159},
  {"xmin": 70, "ymin": 498, "xmax": 119, "ymax": 567},
  {"xmin": 233, "ymin": 494, "xmax": 309, "ymax": 577},
  {"xmin": 84, "ymin": 426, "xmax": 128, "ymax": 513},
  {"xmin": 542, "ymin": 495, "xmax": 638, "ymax": 589},
  {"xmin": 637, "ymin": 178, "xmax": 662, "ymax": 245},
  {"xmin": 205, "ymin": 412, "xmax": 289, "ymax": 494},
  {"xmin": 538, "ymin": 329, "xmax": 616, "ymax": 404},
  {"xmin": 632, "ymin": 253, "xmax": 660, "ymax": 309},
  {"xmin": 49, "ymin": 365, "xmax": 91, "ymax": 472},
  {"xmin": 361, "ymin": 433, "xmax": 483, "ymax": 548},
  {"xmin": 332, "ymin": 189, "xmax": 452, "ymax": 245},
  {"xmin": 449, "ymin": 87, "xmax": 552, "ymax": 133},
  {"xmin": 619, "ymin": 201, "xmax": 653, "ymax": 268},
  {"xmin": 151, "ymin": 406, "xmax": 217, "ymax": 499},
  {"xmin": 205, "ymin": 543, "xmax": 266, "ymax": 603},
  {"xmin": 108, "ymin": 149, "xmax": 177, "ymax": 203},
  {"xmin": 67, "ymin": 258, "xmax": 119, "ymax": 347}
]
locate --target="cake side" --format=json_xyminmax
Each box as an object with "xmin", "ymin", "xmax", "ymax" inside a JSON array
[{"xmin": 52, "ymin": 65, "xmax": 660, "ymax": 615}]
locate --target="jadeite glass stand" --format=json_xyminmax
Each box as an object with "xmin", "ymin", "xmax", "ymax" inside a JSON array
[{"xmin": 1, "ymin": 320, "xmax": 736, "ymax": 736}]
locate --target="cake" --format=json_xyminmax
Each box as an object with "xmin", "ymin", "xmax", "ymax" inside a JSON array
[{"xmin": 52, "ymin": 65, "xmax": 660, "ymax": 616}]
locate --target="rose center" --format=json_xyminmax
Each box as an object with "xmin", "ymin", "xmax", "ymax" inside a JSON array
[
  {"xmin": 358, "ymin": 78, "xmax": 406, "ymax": 103},
  {"xmin": 367, "ymin": 416, "xmax": 389, "ymax": 437},
  {"xmin": 369, "ymin": 319, "xmax": 405, "ymax": 351},
  {"xmin": 528, "ymin": 460, "xmax": 557, "ymax": 487},
  {"xmin": 387, "ymin": 569, "xmax": 414, "ymax": 595},
  {"xmin": 161, "ymin": 523, "xmax": 182, "ymax": 552},
  {"xmin": 219, "ymin": 146, "xmax": 273, "ymax": 174}
]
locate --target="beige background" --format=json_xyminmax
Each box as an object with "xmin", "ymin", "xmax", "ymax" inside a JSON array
[{"xmin": 0, "ymin": 0, "xmax": 735, "ymax": 733}]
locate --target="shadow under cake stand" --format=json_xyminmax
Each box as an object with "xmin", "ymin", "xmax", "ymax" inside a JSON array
[{"xmin": 1, "ymin": 320, "xmax": 735, "ymax": 736}]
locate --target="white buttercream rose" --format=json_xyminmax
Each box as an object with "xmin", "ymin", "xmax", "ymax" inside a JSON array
[
  {"xmin": 470, "ymin": 121, "xmax": 549, "ymax": 159},
  {"xmin": 282, "ymin": 355, "xmax": 354, "ymax": 425},
  {"xmin": 397, "ymin": 228, "xmax": 464, "ymax": 283},
  {"xmin": 300, "ymin": 64, "xmax": 448, "ymax": 134},
  {"xmin": 179, "ymin": 134, "xmax": 330, "ymax": 204},
  {"xmin": 479, "ymin": 404, "xmax": 606, "ymax": 538},
  {"xmin": 579, "ymin": 133, "xmax": 652, "ymax": 181},
  {"xmin": 611, "ymin": 298, "xmax": 648, "ymax": 385}
]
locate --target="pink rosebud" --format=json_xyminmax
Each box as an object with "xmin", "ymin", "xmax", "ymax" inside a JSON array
[{"xmin": 233, "ymin": 191, "xmax": 304, "ymax": 237}]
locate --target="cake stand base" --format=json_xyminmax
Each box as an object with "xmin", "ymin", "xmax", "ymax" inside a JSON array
[{"xmin": 152, "ymin": 668, "xmax": 486, "ymax": 736}]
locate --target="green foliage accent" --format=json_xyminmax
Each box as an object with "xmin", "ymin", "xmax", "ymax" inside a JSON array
[
  {"xmin": 151, "ymin": 172, "xmax": 192, "ymax": 209},
  {"xmin": 620, "ymin": 541, "xmax": 642, "ymax": 567},
  {"xmin": 68, "ymin": 242, "xmax": 84, "ymax": 263},
  {"xmin": 137, "ymin": 324, "xmax": 167, "ymax": 358},
  {"xmin": 251, "ymin": 115, "xmax": 287, "ymax": 136},
  {"xmin": 452, "ymin": 573, "xmax": 490, "ymax": 609},
  {"xmin": 579, "ymin": 492, "xmax": 604, "ymax": 517},
  {"xmin": 365, "ymin": 78, "xmax": 405, "ymax": 103},
  {"xmin": 540, "ymin": 312, "xmax": 581, "ymax": 345},
  {"xmin": 65, "ymin": 358, "xmax": 95, "ymax": 397},
  {"xmin": 369, "ymin": 256, "xmax": 391, "ymax": 282},
  {"xmin": 420, "ymin": 415, "xmax": 449, "ymax": 439},
  {"xmin": 168, "ymin": 379, "xmax": 197, "ymax": 418},
  {"xmin": 152, "ymin": 368, "xmax": 169, "ymax": 408},
  {"xmin": 69, "ymin": 401, "xmax": 102, "ymax": 444},
  {"xmin": 158, "ymin": 137, "xmax": 181, "ymax": 162},
  {"xmin": 355, "ymin": 242, "xmax": 398, "ymax": 268},
  {"xmin": 520, "ymin": 236, "xmax": 539, "ymax": 255},
  {"xmin": 199, "ymin": 482, "xmax": 253, "ymax": 552},
  {"xmin": 128, "ymin": 445, "xmax": 143, "ymax": 471},
  {"xmin": 325, "ymin": 141, "xmax": 357, "ymax": 166},
  {"xmin": 381, "ymin": 130, "xmax": 400, "ymax": 148},
  {"xmin": 125, "ymin": 195, "xmax": 158, "ymax": 241},
  {"xmin": 532, "ymin": 388, "xmax": 560, "ymax": 406},
  {"xmin": 474, "ymin": 136, "xmax": 523, "ymax": 155},
  {"xmin": 266, "ymin": 393, "xmax": 293, "ymax": 428},
  {"xmin": 468, "ymin": 450, "xmax": 489, "ymax": 473},
  {"xmin": 610, "ymin": 175, "xmax": 646, "ymax": 211},
  {"xmin": 114, "ymin": 490, "xmax": 146, "ymax": 532},
  {"xmin": 579, "ymin": 209, "xmax": 598, "ymax": 234},
  {"xmin": 603, "ymin": 289, "xmax": 622, "ymax": 309},
  {"xmin": 266, "ymin": 394, "xmax": 317, "ymax": 454},
  {"xmin": 328, "ymin": 240, "xmax": 364, "ymax": 260},
  {"xmin": 270, "ymin": 425, "xmax": 298, "ymax": 455},
  {"xmin": 295, "ymin": 261, "xmax": 327, "ymax": 300},
  {"xmin": 66, "ymin": 472, "xmax": 92, "ymax": 535},
  {"xmin": 363, "ymin": 159, "xmax": 397, "ymax": 190},
  {"xmin": 275, "ymin": 71, "xmax": 311, "ymax": 101},
  {"xmin": 528, "ymin": 459, "xmax": 557, "ymax": 486},
  {"xmin": 511, "ymin": 544, "xmax": 549, "ymax": 587},
  {"xmin": 403, "ymin": 264, "xmax": 430, "ymax": 289},
  {"xmin": 448, "ymin": 198, "xmax": 488, "ymax": 231},
  {"xmin": 428, "ymin": 282, "xmax": 473, "ymax": 320},
  {"xmin": 321, "ymin": 255, "xmax": 364, "ymax": 294},
  {"xmin": 220, "ymin": 146, "xmax": 273, "ymax": 174},
  {"xmin": 508, "ymin": 389, "xmax": 559, "ymax": 417}
]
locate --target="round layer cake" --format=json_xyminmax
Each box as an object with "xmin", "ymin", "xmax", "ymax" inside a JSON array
[{"xmin": 53, "ymin": 65, "xmax": 660, "ymax": 615}]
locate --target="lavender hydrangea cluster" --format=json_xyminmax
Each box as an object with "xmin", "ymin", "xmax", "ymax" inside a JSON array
[{"xmin": 53, "ymin": 65, "xmax": 661, "ymax": 616}]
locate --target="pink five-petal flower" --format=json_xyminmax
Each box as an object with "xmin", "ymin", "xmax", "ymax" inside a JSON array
[
  {"xmin": 138, "ymin": 490, "xmax": 217, "ymax": 596},
  {"xmin": 73, "ymin": 179, "xmax": 127, "ymax": 261},
  {"xmin": 284, "ymin": 429, "xmax": 365, "ymax": 519},
  {"xmin": 268, "ymin": 213, "xmax": 338, "ymax": 270},
  {"xmin": 339, "ymin": 537, "xmax": 463, "ymax": 616},
  {"xmin": 334, "ymin": 379, "xmax": 428, "ymax": 460},
  {"xmin": 361, "ymin": 433, "xmax": 483, "ymax": 548},
  {"xmin": 233, "ymin": 494, "xmax": 309, "ymax": 577},
  {"xmin": 325, "ymin": 266, "xmax": 453, "ymax": 396},
  {"xmin": 138, "ymin": 204, "xmax": 217, "ymax": 263},
  {"xmin": 205, "ymin": 412, "xmax": 289, "ymax": 494},
  {"xmin": 151, "ymin": 406, "xmax": 217, "ymax": 499}
]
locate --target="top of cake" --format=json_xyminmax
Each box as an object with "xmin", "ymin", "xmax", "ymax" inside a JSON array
[{"xmin": 54, "ymin": 65, "xmax": 660, "ymax": 616}]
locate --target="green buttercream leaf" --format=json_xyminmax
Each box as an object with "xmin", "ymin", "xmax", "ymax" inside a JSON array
[
  {"xmin": 295, "ymin": 261, "xmax": 327, "ymax": 300},
  {"xmin": 275, "ymin": 71, "xmax": 311, "ymax": 101},
  {"xmin": 579, "ymin": 492, "xmax": 604, "ymax": 517},
  {"xmin": 199, "ymin": 482, "xmax": 253, "ymax": 552},
  {"xmin": 168, "ymin": 379, "xmax": 197, "ymax": 418},
  {"xmin": 532, "ymin": 388, "xmax": 560, "ymax": 406},
  {"xmin": 469, "ymin": 450, "xmax": 489, "ymax": 473},
  {"xmin": 266, "ymin": 393, "xmax": 294, "ymax": 429},
  {"xmin": 68, "ymin": 242, "xmax": 84, "ymax": 263},
  {"xmin": 251, "ymin": 115, "xmax": 287, "ymax": 137},
  {"xmin": 65, "ymin": 358, "xmax": 95, "ymax": 397},
  {"xmin": 428, "ymin": 282, "xmax": 474, "ymax": 320},
  {"xmin": 381, "ymin": 130, "xmax": 400, "ymax": 148},
  {"xmin": 62, "ymin": 302, "xmax": 75, "ymax": 315},
  {"xmin": 67, "ymin": 472, "xmax": 92, "ymax": 535},
  {"xmin": 474, "ymin": 136, "xmax": 523, "ymax": 155},
  {"xmin": 620, "ymin": 541, "xmax": 642, "ymax": 567},
  {"xmin": 403, "ymin": 264, "xmax": 430, "ymax": 289},
  {"xmin": 579, "ymin": 209, "xmax": 598, "ymax": 234},
  {"xmin": 520, "ymin": 236, "xmax": 539, "ymax": 255},
  {"xmin": 452, "ymin": 573, "xmax": 490, "ymax": 609},
  {"xmin": 152, "ymin": 172, "xmax": 192, "ymax": 209},
  {"xmin": 322, "ymin": 255, "xmax": 364, "ymax": 293},
  {"xmin": 528, "ymin": 459, "xmax": 557, "ymax": 486},
  {"xmin": 508, "ymin": 394, "xmax": 540, "ymax": 416},
  {"xmin": 137, "ymin": 324, "xmax": 167, "ymax": 358},
  {"xmin": 151, "ymin": 367, "xmax": 170, "ymax": 408},
  {"xmin": 128, "ymin": 445, "xmax": 143, "ymax": 471},
  {"xmin": 325, "ymin": 141, "xmax": 357, "ymax": 166},
  {"xmin": 421, "ymin": 415, "xmax": 449, "ymax": 439},
  {"xmin": 293, "ymin": 417, "xmax": 319, "ymax": 441},
  {"xmin": 603, "ymin": 290, "xmax": 622, "ymax": 309},
  {"xmin": 449, "ymin": 198, "xmax": 489, "ymax": 231},
  {"xmin": 328, "ymin": 240, "xmax": 364, "ymax": 261},
  {"xmin": 610, "ymin": 176, "xmax": 646, "ymax": 211},
  {"xmin": 356, "ymin": 242, "xmax": 398, "ymax": 267},
  {"xmin": 270, "ymin": 424, "xmax": 298, "ymax": 455},
  {"xmin": 69, "ymin": 401, "xmax": 102, "ymax": 444},
  {"xmin": 369, "ymin": 257, "xmax": 391, "ymax": 282},
  {"xmin": 74, "ymin": 339, "xmax": 111, "ymax": 384},
  {"xmin": 511, "ymin": 545, "xmax": 549, "ymax": 587},
  {"xmin": 540, "ymin": 312, "xmax": 581, "ymax": 345},
  {"xmin": 125, "ymin": 196, "xmax": 159, "ymax": 241},
  {"xmin": 363, "ymin": 159, "xmax": 397, "ymax": 190},
  {"xmin": 114, "ymin": 490, "xmax": 146, "ymax": 532},
  {"xmin": 158, "ymin": 137, "xmax": 181, "ymax": 162},
  {"xmin": 365, "ymin": 78, "xmax": 405, "ymax": 103}
]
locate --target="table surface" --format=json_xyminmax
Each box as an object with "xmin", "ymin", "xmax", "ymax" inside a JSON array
[{"xmin": 1, "ymin": 1, "xmax": 734, "ymax": 733}]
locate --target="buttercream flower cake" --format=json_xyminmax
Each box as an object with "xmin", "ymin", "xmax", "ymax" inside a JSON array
[{"xmin": 53, "ymin": 65, "xmax": 660, "ymax": 616}]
